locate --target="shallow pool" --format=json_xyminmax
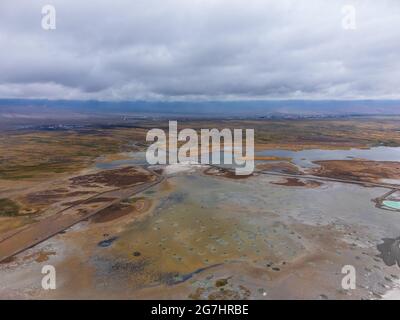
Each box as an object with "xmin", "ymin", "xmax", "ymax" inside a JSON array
[{"xmin": 382, "ymin": 200, "xmax": 400, "ymax": 210}]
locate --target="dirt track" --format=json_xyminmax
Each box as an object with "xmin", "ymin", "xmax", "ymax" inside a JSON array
[
  {"xmin": 210, "ymin": 164, "xmax": 400, "ymax": 189},
  {"xmin": 0, "ymin": 168, "xmax": 163, "ymax": 263},
  {"xmin": 258, "ymin": 170, "xmax": 400, "ymax": 189}
]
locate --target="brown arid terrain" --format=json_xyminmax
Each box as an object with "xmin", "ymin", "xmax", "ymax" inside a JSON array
[
  {"xmin": 166, "ymin": 117, "xmax": 400, "ymax": 150},
  {"xmin": 271, "ymin": 178, "xmax": 322, "ymax": 188},
  {"xmin": 0, "ymin": 166, "xmax": 160, "ymax": 262},
  {"xmin": 312, "ymin": 160, "xmax": 400, "ymax": 184},
  {"xmin": 0, "ymin": 127, "xmax": 148, "ymax": 180}
]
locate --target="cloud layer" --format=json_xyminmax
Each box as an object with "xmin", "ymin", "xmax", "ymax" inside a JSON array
[{"xmin": 0, "ymin": 0, "xmax": 399, "ymax": 100}]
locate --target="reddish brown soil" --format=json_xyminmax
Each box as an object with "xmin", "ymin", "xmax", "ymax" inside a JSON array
[
  {"xmin": 92, "ymin": 197, "xmax": 152, "ymax": 223},
  {"xmin": 91, "ymin": 203, "xmax": 134, "ymax": 223},
  {"xmin": 62, "ymin": 197, "xmax": 116, "ymax": 207},
  {"xmin": 312, "ymin": 160, "xmax": 400, "ymax": 183},
  {"xmin": 70, "ymin": 166, "xmax": 153, "ymax": 187},
  {"xmin": 271, "ymin": 178, "xmax": 322, "ymax": 188},
  {"xmin": 26, "ymin": 190, "xmax": 95, "ymax": 205}
]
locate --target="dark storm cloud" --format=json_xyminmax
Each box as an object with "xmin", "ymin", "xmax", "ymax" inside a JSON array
[{"xmin": 0, "ymin": 0, "xmax": 399, "ymax": 100}]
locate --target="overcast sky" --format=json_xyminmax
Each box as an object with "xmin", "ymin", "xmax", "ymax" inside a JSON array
[{"xmin": 0, "ymin": 0, "xmax": 399, "ymax": 101}]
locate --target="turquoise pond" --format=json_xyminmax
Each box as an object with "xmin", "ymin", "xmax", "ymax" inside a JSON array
[{"xmin": 382, "ymin": 200, "xmax": 400, "ymax": 210}]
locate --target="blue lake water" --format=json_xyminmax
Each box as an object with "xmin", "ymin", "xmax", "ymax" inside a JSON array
[
  {"xmin": 96, "ymin": 146, "xmax": 400, "ymax": 170},
  {"xmin": 256, "ymin": 146, "xmax": 400, "ymax": 168}
]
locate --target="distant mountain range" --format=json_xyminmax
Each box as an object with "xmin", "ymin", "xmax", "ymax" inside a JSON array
[{"xmin": 1, "ymin": 99, "xmax": 400, "ymax": 119}]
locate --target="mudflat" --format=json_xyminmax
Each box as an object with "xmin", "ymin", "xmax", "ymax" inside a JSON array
[{"xmin": 1, "ymin": 117, "xmax": 400, "ymax": 299}]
